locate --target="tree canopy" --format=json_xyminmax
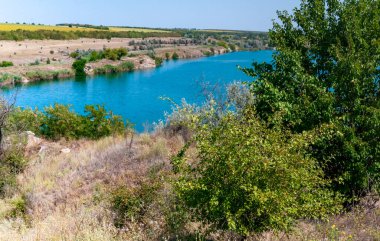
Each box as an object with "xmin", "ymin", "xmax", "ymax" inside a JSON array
[{"xmin": 242, "ymin": 0, "xmax": 380, "ymax": 198}]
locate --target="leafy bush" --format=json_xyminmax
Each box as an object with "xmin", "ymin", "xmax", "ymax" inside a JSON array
[
  {"xmin": 118, "ymin": 61, "xmax": 134, "ymax": 72},
  {"xmin": 71, "ymin": 47, "xmax": 128, "ymax": 62},
  {"xmin": 8, "ymin": 195, "xmax": 27, "ymax": 218},
  {"xmin": 39, "ymin": 104, "xmax": 126, "ymax": 140},
  {"xmin": 111, "ymin": 178, "xmax": 162, "ymax": 227},
  {"xmin": 203, "ymin": 51, "xmax": 214, "ymax": 57},
  {"xmin": 72, "ymin": 59, "xmax": 87, "ymax": 76},
  {"xmin": 0, "ymin": 147, "xmax": 27, "ymax": 197},
  {"xmin": 0, "ymin": 61, "xmax": 13, "ymax": 67},
  {"xmin": 228, "ymin": 43, "xmax": 236, "ymax": 51},
  {"xmin": 94, "ymin": 62, "xmax": 134, "ymax": 74},
  {"xmin": 6, "ymin": 107, "xmax": 42, "ymax": 134},
  {"xmin": 94, "ymin": 64, "xmax": 118, "ymax": 74},
  {"xmin": 172, "ymin": 52, "xmax": 179, "ymax": 60},
  {"xmin": 29, "ymin": 59, "xmax": 40, "ymax": 66},
  {"xmin": 40, "ymin": 104, "xmax": 83, "ymax": 140},
  {"xmin": 0, "ymin": 73, "xmax": 22, "ymax": 83},
  {"xmin": 217, "ymin": 41, "xmax": 228, "ymax": 49},
  {"xmin": 154, "ymin": 57, "xmax": 163, "ymax": 66},
  {"xmin": 172, "ymin": 108, "xmax": 342, "ymax": 235},
  {"xmin": 103, "ymin": 47, "xmax": 128, "ymax": 61},
  {"xmin": 10, "ymin": 104, "xmax": 127, "ymax": 140},
  {"xmin": 81, "ymin": 104, "xmax": 125, "ymax": 139},
  {"xmin": 25, "ymin": 70, "xmax": 73, "ymax": 80},
  {"xmin": 69, "ymin": 52, "xmax": 79, "ymax": 59}
]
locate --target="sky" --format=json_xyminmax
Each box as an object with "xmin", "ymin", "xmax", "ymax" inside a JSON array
[{"xmin": 0, "ymin": 0, "xmax": 300, "ymax": 31}]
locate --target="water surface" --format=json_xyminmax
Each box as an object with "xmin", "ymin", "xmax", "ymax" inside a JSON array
[{"xmin": 2, "ymin": 51, "xmax": 273, "ymax": 131}]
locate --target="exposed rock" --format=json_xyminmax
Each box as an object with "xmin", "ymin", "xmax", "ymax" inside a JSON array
[
  {"xmin": 84, "ymin": 64, "xmax": 94, "ymax": 74},
  {"xmin": 25, "ymin": 131, "xmax": 43, "ymax": 149},
  {"xmin": 60, "ymin": 148, "xmax": 71, "ymax": 154},
  {"xmin": 39, "ymin": 145, "xmax": 48, "ymax": 154}
]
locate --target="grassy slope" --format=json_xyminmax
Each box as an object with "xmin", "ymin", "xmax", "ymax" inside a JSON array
[{"xmin": 0, "ymin": 133, "xmax": 378, "ymax": 240}]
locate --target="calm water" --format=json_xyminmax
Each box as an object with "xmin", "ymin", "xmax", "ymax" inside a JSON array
[{"xmin": 2, "ymin": 51, "xmax": 273, "ymax": 131}]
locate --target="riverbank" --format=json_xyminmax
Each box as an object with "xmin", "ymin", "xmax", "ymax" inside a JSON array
[{"xmin": 0, "ymin": 38, "xmax": 228, "ymax": 87}]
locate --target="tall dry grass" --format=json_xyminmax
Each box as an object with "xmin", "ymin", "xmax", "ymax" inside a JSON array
[{"xmin": 0, "ymin": 131, "xmax": 378, "ymax": 241}]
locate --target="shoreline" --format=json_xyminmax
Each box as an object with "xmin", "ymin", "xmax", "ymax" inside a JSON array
[{"xmin": 0, "ymin": 40, "xmax": 232, "ymax": 87}]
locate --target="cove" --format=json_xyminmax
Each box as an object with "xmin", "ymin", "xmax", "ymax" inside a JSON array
[{"xmin": 1, "ymin": 51, "xmax": 273, "ymax": 132}]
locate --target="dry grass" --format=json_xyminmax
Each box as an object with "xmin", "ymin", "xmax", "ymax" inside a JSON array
[
  {"xmin": 0, "ymin": 132, "xmax": 378, "ymax": 241},
  {"xmin": 0, "ymin": 133, "xmax": 182, "ymax": 240}
]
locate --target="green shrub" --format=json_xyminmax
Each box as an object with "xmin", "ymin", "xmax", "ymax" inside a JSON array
[
  {"xmin": 71, "ymin": 48, "xmax": 128, "ymax": 62},
  {"xmin": 38, "ymin": 104, "xmax": 126, "ymax": 140},
  {"xmin": 40, "ymin": 104, "xmax": 82, "ymax": 140},
  {"xmin": 24, "ymin": 70, "xmax": 72, "ymax": 80},
  {"xmin": 0, "ymin": 61, "xmax": 13, "ymax": 67},
  {"xmin": 172, "ymin": 52, "xmax": 179, "ymax": 60},
  {"xmin": 118, "ymin": 61, "xmax": 134, "ymax": 72},
  {"xmin": 228, "ymin": 43, "xmax": 236, "ymax": 51},
  {"xmin": 165, "ymin": 52, "xmax": 170, "ymax": 60},
  {"xmin": 94, "ymin": 64, "xmax": 117, "ymax": 74},
  {"xmin": 8, "ymin": 104, "xmax": 127, "ymax": 141},
  {"xmin": 172, "ymin": 108, "xmax": 342, "ymax": 235},
  {"xmin": 29, "ymin": 59, "xmax": 40, "ymax": 66},
  {"xmin": 94, "ymin": 62, "xmax": 134, "ymax": 74},
  {"xmin": 0, "ymin": 73, "xmax": 21, "ymax": 83},
  {"xmin": 7, "ymin": 107, "xmax": 43, "ymax": 134},
  {"xmin": 8, "ymin": 195, "xmax": 27, "ymax": 218},
  {"xmin": 203, "ymin": 51, "xmax": 214, "ymax": 57},
  {"xmin": 0, "ymin": 148, "xmax": 27, "ymax": 197},
  {"xmin": 72, "ymin": 59, "xmax": 87, "ymax": 76},
  {"xmin": 69, "ymin": 52, "xmax": 79, "ymax": 59},
  {"xmin": 154, "ymin": 57, "xmax": 163, "ymax": 66},
  {"xmin": 111, "ymin": 178, "xmax": 162, "ymax": 227},
  {"xmin": 81, "ymin": 104, "xmax": 125, "ymax": 139},
  {"xmin": 217, "ymin": 41, "xmax": 228, "ymax": 49},
  {"xmin": 103, "ymin": 47, "xmax": 128, "ymax": 61}
]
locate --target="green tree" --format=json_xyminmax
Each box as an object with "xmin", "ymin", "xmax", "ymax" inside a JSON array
[
  {"xmin": 72, "ymin": 59, "xmax": 87, "ymax": 76},
  {"xmin": 241, "ymin": 0, "xmax": 380, "ymax": 198},
  {"xmin": 172, "ymin": 52, "xmax": 179, "ymax": 60}
]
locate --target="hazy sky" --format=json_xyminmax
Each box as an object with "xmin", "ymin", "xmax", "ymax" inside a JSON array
[{"xmin": 0, "ymin": 0, "xmax": 300, "ymax": 31}]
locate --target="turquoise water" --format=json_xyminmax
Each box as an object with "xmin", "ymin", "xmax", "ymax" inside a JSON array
[{"xmin": 2, "ymin": 51, "xmax": 273, "ymax": 131}]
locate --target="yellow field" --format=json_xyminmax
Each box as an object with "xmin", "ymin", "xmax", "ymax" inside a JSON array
[
  {"xmin": 0, "ymin": 23, "xmax": 97, "ymax": 32},
  {"xmin": 0, "ymin": 23, "xmax": 170, "ymax": 33}
]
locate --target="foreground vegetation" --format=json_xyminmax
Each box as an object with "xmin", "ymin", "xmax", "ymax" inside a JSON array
[{"xmin": 0, "ymin": 0, "xmax": 378, "ymax": 240}]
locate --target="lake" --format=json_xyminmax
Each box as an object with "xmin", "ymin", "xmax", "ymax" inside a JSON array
[{"xmin": 2, "ymin": 51, "xmax": 273, "ymax": 131}]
